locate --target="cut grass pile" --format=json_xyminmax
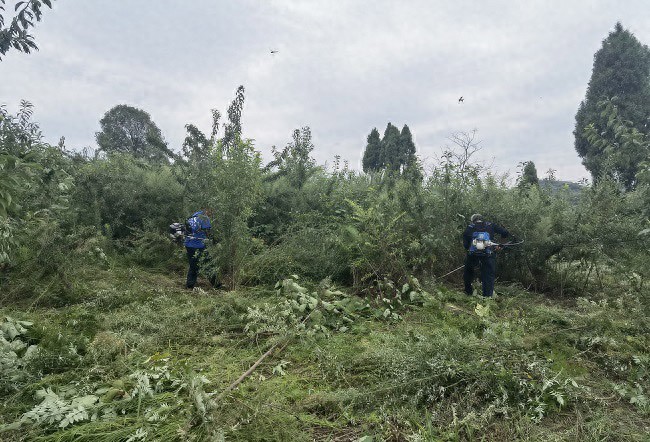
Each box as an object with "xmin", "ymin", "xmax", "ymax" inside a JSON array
[{"xmin": 1, "ymin": 264, "xmax": 649, "ymax": 441}]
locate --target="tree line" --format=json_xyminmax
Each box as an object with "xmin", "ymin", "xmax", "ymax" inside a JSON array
[{"xmin": 1, "ymin": 19, "xmax": 649, "ymax": 298}]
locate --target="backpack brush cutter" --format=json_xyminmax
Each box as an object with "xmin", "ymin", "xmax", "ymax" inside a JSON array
[{"xmin": 436, "ymin": 239, "xmax": 525, "ymax": 279}]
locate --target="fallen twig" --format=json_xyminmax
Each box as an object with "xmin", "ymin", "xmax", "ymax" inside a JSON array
[
  {"xmin": 214, "ymin": 310, "xmax": 314, "ymax": 402},
  {"xmin": 214, "ymin": 339, "xmax": 284, "ymax": 402}
]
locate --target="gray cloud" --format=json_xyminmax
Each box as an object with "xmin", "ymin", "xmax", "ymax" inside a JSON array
[{"xmin": 2, "ymin": 0, "xmax": 650, "ymax": 181}]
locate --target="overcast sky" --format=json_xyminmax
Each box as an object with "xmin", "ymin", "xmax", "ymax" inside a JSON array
[{"xmin": 2, "ymin": 0, "xmax": 650, "ymax": 181}]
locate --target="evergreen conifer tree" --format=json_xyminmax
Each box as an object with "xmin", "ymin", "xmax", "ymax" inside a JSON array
[
  {"xmin": 399, "ymin": 124, "xmax": 417, "ymax": 172},
  {"xmin": 574, "ymin": 22, "xmax": 650, "ymax": 182},
  {"xmin": 362, "ymin": 128, "xmax": 382, "ymax": 172},
  {"xmin": 380, "ymin": 123, "xmax": 401, "ymax": 172}
]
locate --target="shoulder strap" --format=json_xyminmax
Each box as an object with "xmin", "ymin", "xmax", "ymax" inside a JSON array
[{"xmin": 187, "ymin": 216, "xmax": 202, "ymax": 233}]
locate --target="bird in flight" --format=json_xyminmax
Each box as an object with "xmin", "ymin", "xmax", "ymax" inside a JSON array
[
  {"xmin": 270, "ymin": 49, "xmax": 279, "ymax": 54},
  {"xmin": 458, "ymin": 96, "xmax": 464, "ymax": 103}
]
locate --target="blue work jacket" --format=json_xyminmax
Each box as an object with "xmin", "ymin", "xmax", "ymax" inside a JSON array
[{"xmin": 184, "ymin": 211, "xmax": 212, "ymax": 249}]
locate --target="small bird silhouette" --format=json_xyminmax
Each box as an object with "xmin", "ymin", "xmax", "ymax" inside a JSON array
[
  {"xmin": 270, "ymin": 49, "xmax": 279, "ymax": 54},
  {"xmin": 458, "ymin": 96, "xmax": 464, "ymax": 103}
]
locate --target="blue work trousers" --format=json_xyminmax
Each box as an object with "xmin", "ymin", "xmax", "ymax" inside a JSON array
[
  {"xmin": 186, "ymin": 247, "xmax": 204, "ymax": 289},
  {"xmin": 186, "ymin": 247, "xmax": 219, "ymax": 289},
  {"xmin": 463, "ymin": 254, "xmax": 496, "ymax": 297}
]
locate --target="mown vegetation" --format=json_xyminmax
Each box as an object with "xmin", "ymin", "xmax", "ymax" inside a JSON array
[{"xmin": 1, "ymin": 17, "xmax": 650, "ymax": 442}]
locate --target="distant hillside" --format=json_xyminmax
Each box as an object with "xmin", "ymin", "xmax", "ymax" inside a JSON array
[{"xmin": 540, "ymin": 179, "xmax": 585, "ymax": 195}]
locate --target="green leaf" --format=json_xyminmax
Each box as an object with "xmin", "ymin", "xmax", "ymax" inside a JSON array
[
  {"xmin": 2, "ymin": 322, "xmax": 19, "ymax": 340},
  {"xmin": 72, "ymin": 395, "xmax": 98, "ymax": 408},
  {"xmin": 474, "ymin": 303, "xmax": 490, "ymax": 318}
]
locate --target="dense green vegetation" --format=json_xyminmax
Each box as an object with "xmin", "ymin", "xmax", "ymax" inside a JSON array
[
  {"xmin": 574, "ymin": 22, "xmax": 650, "ymax": 189},
  {"xmin": 1, "ymin": 19, "xmax": 650, "ymax": 442},
  {"xmin": 1, "ymin": 88, "xmax": 649, "ymax": 440}
]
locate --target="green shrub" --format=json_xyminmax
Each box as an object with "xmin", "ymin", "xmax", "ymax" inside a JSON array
[
  {"xmin": 71, "ymin": 153, "xmax": 183, "ymax": 239},
  {"xmin": 124, "ymin": 222, "xmax": 180, "ymax": 270}
]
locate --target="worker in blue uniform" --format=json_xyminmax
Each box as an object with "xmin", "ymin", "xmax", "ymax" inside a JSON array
[
  {"xmin": 462, "ymin": 214, "xmax": 510, "ymax": 297},
  {"xmin": 184, "ymin": 209, "xmax": 218, "ymax": 289}
]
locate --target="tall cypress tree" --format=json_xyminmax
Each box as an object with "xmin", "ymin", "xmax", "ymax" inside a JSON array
[
  {"xmin": 574, "ymin": 22, "xmax": 650, "ymax": 182},
  {"xmin": 380, "ymin": 123, "xmax": 401, "ymax": 172},
  {"xmin": 362, "ymin": 128, "xmax": 382, "ymax": 172},
  {"xmin": 399, "ymin": 124, "xmax": 417, "ymax": 172}
]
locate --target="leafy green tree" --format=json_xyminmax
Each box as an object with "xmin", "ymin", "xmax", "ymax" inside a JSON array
[
  {"xmin": 0, "ymin": 0, "xmax": 53, "ymax": 60},
  {"xmin": 0, "ymin": 103, "xmax": 38, "ymax": 262},
  {"xmin": 264, "ymin": 127, "xmax": 315, "ymax": 188},
  {"xmin": 179, "ymin": 110, "xmax": 221, "ymax": 206},
  {"xmin": 0, "ymin": 101, "xmax": 74, "ymax": 267},
  {"xmin": 179, "ymin": 86, "xmax": 262, "ymax": 289},
  {"xmin": 182, "ymin": 124, "xmax": 210, "ymax": 162},
  {"xmin": 96, "ymin": 105, "xmax": 175, "ymax": 162},
  {"xmin": 182, "ymin": 109, "xmax": 220, "ymax": 162},
  {"xmin": 362, "ymin": 128, "xmax": 382, "ymax": 173},
  {"xmin": 584, "ymin": 98, "xmax": 649, "ymax": 190},
  {"xmin": 0, "ymin": 101, "xmax": 73, "ymax": 219},
  {"xmin": 517, "ymin": 161, "xmax": 539, "ymax": 189},
  {"xmin": 208, "ymin": 138, "xmax": 262, "ymax": 289},
  {"xmin": 0, "ymin": 100, "xmax": 41, "ymax": 156},
  {"xmin": 222, "ymin": 86, "xmax": 245, "ymax": 151},
  {"xmin": 574, "ymin": 22, "xmax": 650, "ymax": 182}
]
